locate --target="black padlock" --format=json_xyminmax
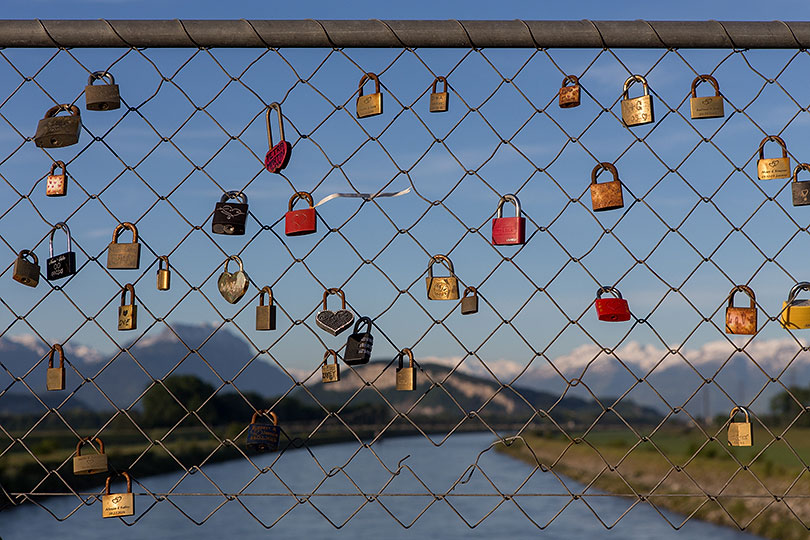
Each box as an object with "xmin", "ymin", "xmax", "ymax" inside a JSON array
[
  {"xmin": 791, "ymin": 163, "xmax": 810, "ymax": 207},
  {"xmin": 46, "ymin": 222, "xmax": 76, "ymax": 281},
  {"xmin": 34, "ymin": 104, "xmax": 81, "ymax": 148},
  {"xmin": 461, "ymin": 286, "xmax": 478, "ymax": 315},
  {"xmin": 246, "ymin": 410, "xmax": 280, "ymax": 452},
  {"xmin": 212, "ymin": 191, "xmax": 248, "ymax": 235},
  {"xmin": 85, "ymin": 71, "xmax": 121, "ymax": 111},
  {"xmin": 344, "ymin": 316, "xmax": 373, "ymax": 366}
]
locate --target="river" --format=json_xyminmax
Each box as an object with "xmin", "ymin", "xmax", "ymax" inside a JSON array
[{"xmin": 1, "ymin": 432, "xmax": 762, "ymax": 539}]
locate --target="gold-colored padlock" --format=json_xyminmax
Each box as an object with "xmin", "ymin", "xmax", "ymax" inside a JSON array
[
  {"xmin": 429, "ymin": 76, "xmax": 449, "ymax": 113},
  {"xmin": 321, "ymin": 349, "xmax": 340, "ymax": 384},
  {"xmin": 46, "ymin": 160, "xmax": 67, "ymax": 197},
  {"xmin": 590, "ymin": 162, "xmax": 624, "ymax": 212},
  {"xmin": 12, "ymin": 249, "xmax": 40, "ymax": 288},
  {"xmin": 73, "ymin": 437, "xmax": 108, "ymax": 475},
  {"xmin": 107, "ymin": 222, "xmax": 141, "ymax": 269},
  {"xmin": 727, "ymin": 407, "xmax": 753, "ymax": 447},
  {"xmin": 757, "ymin": 135, "xmax": 791, "ymax": 180},
  {"xmin": 559, "ymin": 75, "xmax": 581, "ymax": 108},
  {"xmin": 781, "ymin": 281, "xmax": 810, "ymax": 329},
  {"xmin": 620, "ymin": 75, "xmax": 654, "ymax": 127},
  {"xmin": 255, "ymin": 286, "xmax": 276, "ymax": 331},
  {"xmin": 118, "ymin": 283, "xmax": 137, "ymax": 331},
  {"xmin": 46, "ymin": 344, "xmax": 66, "ymax": 391},
  {"xmin": 356, "ymin": 72, "xmax": 383, "ymax": 119},
  {"xmin": 156, "ymin": 255, "xmax": 171, "ymax": 291},
  {"xmin": 725, "ymin": 285, "xmax": 757, "ymax": 335},
  {"xmin": 102, "ymin": 471, "xmax": 134, "ymax": 518},
  {"xmin": 425, "ymin": 254, "xmax": 459, "ymax": 300},
  {"xmin": 395, "ymin": 348, "xmax": 416, "ymax": 391},
  {"xmin": 690, "ymin": 75, "xmax": 724, "ymax": 119}
]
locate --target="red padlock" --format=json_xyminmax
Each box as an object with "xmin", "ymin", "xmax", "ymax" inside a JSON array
[
  {"xmin": 594, "ymin": 286, "xmax": 631, "ymax": 322},
  {"xmin": 285, "ymin": 191, "xmax": 317, "ymax": 236},
  {"xmin": 492, "ymin": 193, "xmax": 526, "ymax": 246},
  {"xmin": 264, "ymin": 102, "xmax": 292, "ymax": 174}
]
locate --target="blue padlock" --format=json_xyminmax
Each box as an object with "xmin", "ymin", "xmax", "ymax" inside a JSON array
[{"xmin": 246, "ymin": 410, "xmax": 280, "ymax": 452}]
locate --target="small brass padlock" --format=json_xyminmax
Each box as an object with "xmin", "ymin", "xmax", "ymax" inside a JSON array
[
  {"xmin": 12, "ymin": 249, "xmax": 40, "ymax": 288},
  {"xmin": 73, "ymin": 437, "xmax": 108, "ymax": 475},
  {"xmin": 85, "ymin": 71, "xmax": 121, "ymax": 111},
  {"xmin": 316, "ymin": 288, "xmax": 355, "ymax": 336},
  {"xmin": 620, "ymin": 75, "xmax": 654, "ymax": 127},
  {"xmin": 781, "ymin": 281, "xmax": 810, "ymax": 329},
  {"xmin": 357, "ymin": 72, "xmax": 383, "ymax": 119},
  {"xmin": 321, "ymin": 349, "xmax": 340, "ymax": 384},
  {"xmin": 47, "ymin": 222, "xmax": 77, "ymax": 281},
  {"xmin": 264, "ymin": 102, "xmax": 292, "ymax": 173},
  {"xmin": 791, "ymin": 164, "xmax": 810, "ymax": 207},
  {"xmin": 218, "ymin": 256, "xmax": 250, "ymax": 304},
  {"xmin": 102, "ymin": 471, "xmax": 134, "ymax": 518},
  {"xmin": 725, "ymin": 285, "xmax": 757, "ymax": 335},
  {"xmin": 590, "ymin": 162, "xmax": 624, "ymax": 212},
  {"xmin": 426, "ymin": 255, "xmax": 460, "ymax": 300},
  {"xmin": 559, "ymin": 75, "xmax": 581, "ymax": 108},
  {"xmin": 46, "ymin": 161, "xmax": 67, "ymax": 197},
  {"xmin": 727, "ymin": 407, "xmax": 753, "ymax": 447},
  {"xmin": 689, "ymin": 75, "xmax": 724, "ymax": 119},
  {"xmin": 46, "ymin": 344, "xmax": 66, "ymax": 391},
  {"xmin": 156, "ymin": 255, "xmax": 171, "ymax": 291},
  {"xmin": 34, "ymin": 104, "xmax": 81, "ymax": 148},
  {"xmin": 256, "ymin": 286, "xmax": 276, "ymax": 331},
  {"xmin": 107, "ymin": 222, "xmax": 141, "ymax": 270},
  {"xmin": 396, "ymin": 348, "xmax": 416, "ymax": 391},
  {"xmin": 429, "ymin": 76, "xmax": 449, "ymax": 113},
  {"xmin": 461, "ymin": 286, "xmax": 478, "ymax": 315},
  {"xmin": 757, "ymin": 136, "xmax": 791, "ymax": 180},
  {"xmin": 118, "ymin": 283, "xmax": 137, "ymax": 331}
]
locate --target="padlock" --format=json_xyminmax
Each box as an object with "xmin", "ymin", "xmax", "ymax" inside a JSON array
[
  {"xmin": 590, "ymin": 162, "xmax": 624, "ymax": 212},
  {"xmin": 264, "ymin": 102, "xmax": 292, "ymax": 173},
  {"xmin": 461, "ymin": 286, "xmax": 478, "ymax": 315},
  {"xmin": 559, "ymin": 75, "xmax": 581, "ymax": 108},
  {"xmin": 217, "ymin": 255, "xmax": 250, "ymax": 304},
  {"xmin": 757, "ymin": 136, "xmax": 791, "ymax": 180},
  {"xmin": 429, "ymin": 76, "xmax": 449, "ymax": 113},
  {"xmin": 45, "ymin": 161, "xmax": 67, "ymax": 197},
  {"xmin": 212, "ymin": 191, "xmax": 248, "ymax": 236},
  {"xmin": 73, "ymin": 437, "xmax": 108, "ymax": 475},
  {"xmin": 256, "ymin": 286, "xmax": 276, "ymax": 331},
  {"xmin": 34, "ymin": 104, "xmax": 81, "ymax": 148},
  {"xmin": 118, "ymin": 283, "xmax": 137, "ymax": 331},
  {"xmin": 491, "ymin": 193, "xmax": 526, "ymax": 245},
  {"xmin": 102, "ymin": 471, "xmax": 134, "ymax": 518},
  {"xmin": 107, "ymin": 222, "xmax": 141, "ymax": 269},
  {"xmin": 46, "ymin": 222, "xmax": 76, "ymax": 281},
  {"xmin": 594, "ymin": 286, "xmax": 631, "ymax": 322},
  {"xmin": 689, "ymin": 74, "xmax": 724, "ymax": 119},
  {"xmin": 426, "ymin": 255, "xmax": 460, "ymax": 300},
  {"xmin": 156, "ymin": 255, "xmax": 171, "ymax": 291},
  {"xmin": 620, "ymin": 75, "xmax": 654, "ymax": 127},
  {"xmin": 316, "ymin": 288, "xmax": 354, "ymax": 336},
  {"xmin": 356, "ymin": 72, "xmax": 383, "ymax": 119},
  {"xmin": 727, "ymin": 407, "xmax": 753, "ymax": 447},
  {"xmin": 781, "ymin": 281, "xmax": 810, "ymax": 329},
  {"xmin": 46, "ymin": 344, "xmax": 66, "ymax": 391},
  {"xmin": 246, "ymin": 410, "xmax": 280, "ymax": 452},
  {"xmin": 344, "ymin": 316, "xmax": 373, "ymax": 366},
  {"xmin": 791, "ymin": 164, "xmax": 810, "ymax": 207},
  {"xmin": 396, "ymin": 348, "xmax": 416, "ymax": 391},
  {"xmin": 285, "ymin": 191, "xmax": 317, "ymax": 236},
  {"xmin": 12, "ymin": 249, "xmax": 40, "ymax": 288},
  {"xmin": 85, "ymin": 71, "xmax": 121, "ymax": 111},
  {"xmin": 321, "ymin": 349, "xmax": 341, "ymax": 384},
  {"xmin": 725, "ymin": 285, "xmax": 757, "ymax": 335}
]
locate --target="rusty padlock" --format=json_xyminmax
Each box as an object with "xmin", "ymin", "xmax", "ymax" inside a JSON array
[
  {"xmin": 12, "ymin": 249, "xmax": 40, "ymax": 288},
  {"xmin": 46, "ymin": 161, "xmax": 67, "ymax": 197},
  {"xmin": 757, "ymin": 136, "xmax": 791, "ymax": 180},
  {"xmin": 590, "ymin": 162, "xmax": 624, "ymax": 212},
  {"xmin": 725, "ymin": 285, "xmax": 757, "ymax": 335},
  {"xmin": 491, "ymin": 193, "xmax": 526, "ymax": 246},
  {"xmin": 46, "ymin": 343, "xmax": 66, "ymax": 391},
  {"xmin": 85, "ymin": 71, "xmax": 121, "ymax": 111},
  {"xmin": 264, "ymin": 102, "xmax": 292, "ymax": 173},
  {"xmin": 107, "ymin": 222, "xmax": 141, "ymax": 269},
  {"xmin": 559, "ymin": 75, "xmax": 581, "ymax": 108},
  {"xmin": 620, "ymin": 75, "xmax": 654, "ymax": 127},
  {"xmin": 285, "ymin": 191, "xmax": 317, "ymax": 236},
  {"xmin": 791, "ymin": 164, "xmax": 810, "ymax": 207},
  {"xmin": 429, "ymin": 76, "xmax": 449, "ymax": 113},
  {"xmin": 73, "ymin": 437, "xmax": 108, "ymax": 475},
  {"xmin": 426, "ymin": 255, "xmax": 460, "ymax": 300},
  {"xmin": 34, "ymin": 104, "xmax": 81, "ymax": 148},
  {"xmin": 356, "ymin": 72, "xmax": 383, "ymax": 118},
  {"xmin": 594, "ymin": 286, "xmax": 631, "ymax": 322},
  {"xmin": 690, "ymin": 75, "xmax": 724, "ymax": 119}
]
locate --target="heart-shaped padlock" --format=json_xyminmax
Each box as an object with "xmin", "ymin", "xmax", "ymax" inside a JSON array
[
  {"xmin": 218, "ymin": 255, "xmax": 250, "ymax": 304},
  {"xmin": 316, "ymin": 288, "xmax": 354, "ymax": 336},
  {"xmin": 264, "ymin": 102, "xmax": 292, "ymax": 173}
]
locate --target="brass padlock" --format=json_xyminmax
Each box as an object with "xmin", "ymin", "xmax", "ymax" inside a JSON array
[
  {"xmin": 725, "ymin": 285, "xmax": 757, "ymax": 335},
  {"xmin": 620, "ymin": 75, "xmax": 654, "ymax": 127},
  {"xmin": 781, "ymin": 281, "xmax": 810, "ymax": 329},
  {"xmin": 461, "ymin": 286, "xmax": 478, "ymax": 315},
  {"xmin": 73, "ymin": 437, "xmax": 108, "ymax": 475},
  {"xmin": 156, "ymin": 255, "xmax": 171, "ymax": 291},
  {"xmin": 590, "ymin": 162, "xmax": 624, "ymax": 212},
  {"xmin": 757, "ymin": 136, "xmax": 791, "ymax": 180},
  {"xmin": 429, "ymin": 76, "xmax": 449, "ymax": 113},
  {"xmin": 12, "ymin": 249, "xmax": 40, "ymax": 288},
  {"xmin": 85, "ymin": 71, "xmax": 121, "ymax": 111},
  {"xmin": 107, "ymin": 222, "xmax": 141, "ymax": 269},
  {"xmin": 690, "ymin": 75, "xmax": 724, "ymax": 119},
  {"xmin": 102, "ymin": 471, "xmax": 134, "ymax": 518},
  {"xmin": 34, "ymin": 104, "xmax": 81, "ymax": 148},
  {"xmin": 727, "ymin": 407, "xmax": 753, "ymax": 447},
  {"xmin": 396, "ymin": 348, "xmax": 416, "ymax": 391},
  {"xmin": 425, "ymin": 254, "xmax": 459, "ymax": 300},
  {"xmin": 791, "ymin": 164, "xmax": 810, "ymax": 207},
  {"xmin": 46, "ymin": 344, "xmax": 66, "ymax": 391},
  {"xmin": 118, "ymin": 283, "xmax": 137, "ymax": 331},
  {"xmin": 356, "ymin": 72, "xmax": 383, "ymax": 119},
  {"xmin": 46, "ymin": 161, "xmax": 67, "ymax": 197},
  {"xmin": 256, "ymin": 286, "xmax": 276, "ymax": 331},
  {"xmin": 559, "ymin": 75, "xmax": 581, "ymax": 108},
  {"xmin": 321, "ymin": 349, "xmax": 340, "ymax": 384}
]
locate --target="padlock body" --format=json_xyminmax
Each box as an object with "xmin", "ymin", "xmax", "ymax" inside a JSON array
[
  {"xmin": 429, "ymin": 92, "xmax": 448, "ymax": 113},
  {"xmin": 426, "ymin": 277, "xmax": 459, "ymax": 300},
  {"xmin": 212, "ymin": 201, "xmax": 248, "ymax": 235},
  {"xmin": 246, "ymin": 422, "xmax": 280, "ymax": 452},
  {"xmin": 13, "ymin": 257, "xmax": 40, "ymax": 287},
  {"xmin": 264, "ymin": 141, "xmax": 292, "ymax": 173},
  {"xmin": 396, "ymin": 367, "xmax": 416, "ymax": 391},
  {"xmin": 46, "ymin": 367, "xmax": 65, "ymax": 391},
  {"xmin": 781, "ymin": 300, "xmax": 810, "ymax": 329},
  {"xmin": 492, "ymin": 216, "xmax": 526, "ymax": 245},
  {"xmin": 728, "ymin": 422, "xmax": 753, "ymax": 447},
  {"xmin": 256, "ymin": 305, "xmax": 277, "ymax": 331},
  {"xmin": 590, "ymin": 180, "xmax": 624, "ymax": 212},
  {"xmin": 46, "ymin": 251, "xmax": 76, "ymax": 280},
  {"xmin": 344, "ymin": 332, "xmax": 373, "ymax": 365},
  {"xmin": 85, "ymin": 84, "xmax": 121, "ymax": 111},
  {"xmin": 102, "ymin": 492, "xmax": 134, "ymax": 518},
  {"xmin": 73, "ymin": 453, "xmax": 108, "ymax": 475},
  {"xmin": 285, "ymin": 208, "xmax": 317, "ymax": 236},
  {"xmin": 157, "ymin": 269, "xmax": 170, "ymax": 291},
  {"xmin": 461, "ymin": 296, "xmax": 478, "ymax": 315},
  {"xmin": 46, "ymin": 174, "xmax": 67, "ymax": 197},
  {"xmin": 559, "ymin": 85, "xmax": 580, "ymax": 108},
  {"xmin": 356, "ymin": 92, "xmax": 382, "ymax": 118},
  {"xmin": 322, "ymin": 363, "xmax": 340, "ymax": 383},
  {"xmin": 107, "ymin": 242, "xmax": 141, "ymax": 269},
  {"xmin": 758, "ymin": 157, "xmax": 790, "ymax": 180},
  {"xmin": 118, "ymin": 304, "xmax": 137, "ymax": 331},
  {"xmin": 792, "ymin": 181, "xmax": 810, "ymax": 207},
  {"xmin": 725, "ymin": 306, "xmax": 757, "ymax": 335},
  {"xmin": 595, "ymin": 298, "xmax": 631, "ymax": 322},
  {"xmin": 34, "ymin": 116, "xmax": 81, "ymax": 148},
  {"xmin": 690, "ymin": 95, "xmax": 724, "ymax": 119},
  {"xmin": 621, "ymin": 95, "xmax": 654, "ymax": 127}
]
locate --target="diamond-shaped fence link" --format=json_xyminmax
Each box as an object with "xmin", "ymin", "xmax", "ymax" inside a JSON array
[{"xmin": 4, "ymin": 19, "xmax": 810, "ymax": 536}]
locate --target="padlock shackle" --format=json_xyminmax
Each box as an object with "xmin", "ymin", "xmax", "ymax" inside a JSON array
[
  {"xmin": 49, "ymin": 160, "xmax": 66, "ymax": 176},
  {"xmin": 120, "ymin": 283, "xmax": 135, "ymax": 306},
  {"xmin": 323, "ymin": 349, "xmax": 339, "ymax": 365},
  {"xmin": 562, "ymin": 75, "xmax": 579, "ymax": 87},
  {"xmin": 76, "ymin": 436, "xmax": 105, "ymax": 456},
  {"xmin": 19, "ymin": 249, "xmax": 38, "ymax": 265},
  {"xmin": 591, "ymin": 162, "xmax": 619, "ymax": 185},
  {"xmin": 463, "ymin": 286, "xmax": 477, "ymax": 298},
  {"xmin": 105, "ymin": 471, "xmax": 132, "ymax": 495},
  {"xmin": 431, "ymin": 76, "xmax": 448, "ymax": 94},
  {"xmin": 48, "ymin": 222, "xmax": 71, "ymax": 257},
  {"xmin": 758, "ymin": 135, "xmax": 788, "ymax": 160},
  {"xmin": 250, "ymin": 409, "xmax": 278, "ymax": 426},
  {"xmin": 223, "ymin": 255, "xmax": 244, "ymax": 274},
  {"xmin": 322, "ymin": 287, "xmax": 346, "ymax": 310},
  {"xmin": 259, "ymin": 286, "xmax": 273, "ymax": 306},
  {"xmin": 112, "ymin": 221, "xmax": 138, "ymax": 243},
  {"xmin": 358, "ymin": 72, "xmax": 381, "ymax": 96},
  {"xmin": 48, "ymin": 343, "xmax": 64, "ymax": 369},
  {"xmin": 729, "ymin": 406, "xmax": 750, "ymax": 424},
  {"xmin": 427, "ymin": 254, "xmax": 455, "ymax": 278},
  {"xmin": 88, "ymin": 71, "xmax": 115, "ymax": 86},
  {"xmin": 690, "ymin": 74, "xmax": 720, "ymax": 98},
  {"xmin": 353, "ymin": 316, "xmax": 372, "ymax": 334},
  {"xmin": 787, "ymin": 281, "xmax": 810, "ymax": 304},
  {"xmin": 157, "ymin": 255, "xmax": 169, "ymax": 271},
  {"xmin": 728, "ymin": 285, "xmax": 755, "ymax": 309},
  {"xmin": 220, "ymin": 190, "xmax": 248, "ymax": 205},
  {"xmin": 495, "ymin": 194, "xmax": 521, "ymax": 218},
  {"xmin": 397, "ymin": 348, "xmax": 414, "ymax": 369},
  {"xmin": 44, "ymin": 104, "xmax": 80, "ymax": 118},
  {"xmin": 596, "ymin": 286, "xmax": 622, "ymax": 299},
  {"xmin": 622, "ymin": 75, "xmax": 649, "ymax": 99},
  {"xmin": 288, "ymin": 191, "xmax": 314, "ymax": 211},
  {"xmin": 265, "ymin": 102, "xmax": 285, "ymax": 148},
  {"xmin": 792, "ymin": 163, "xmax": 810, "ymax": 182}
]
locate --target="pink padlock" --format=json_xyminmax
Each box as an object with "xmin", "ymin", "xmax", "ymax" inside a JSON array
[{"xmin": 491, "ymin": 193, "xmax": 525, "ymax": 246}]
